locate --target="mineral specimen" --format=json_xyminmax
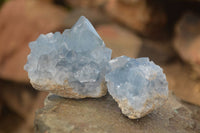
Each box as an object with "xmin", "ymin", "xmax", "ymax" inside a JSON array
[
  {"xmin": 24, "ymin": 16, "xmax": 112, "ymax": 98},
  {"xmin": 105, "ymin": 56, "xmax": 168, "ymax": 119}
]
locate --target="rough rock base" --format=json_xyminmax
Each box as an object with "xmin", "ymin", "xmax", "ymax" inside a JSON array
[{"xmin": 35, "ymin": 92, "xmax": 200, "ymax": 133}]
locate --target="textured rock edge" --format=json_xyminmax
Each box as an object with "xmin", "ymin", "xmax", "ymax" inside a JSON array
[
  {"xmin": 114, "ymin": 94, "xmax": 168, "ymax": 119},
  {"xmin": 31, "ymin": 79, "xmax": 107, "ymax": 99}
]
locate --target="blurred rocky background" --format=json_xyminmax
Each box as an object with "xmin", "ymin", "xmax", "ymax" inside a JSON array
[{"xmin": 0, "ymin": 0, "xmax": 200, "ymax": 132}]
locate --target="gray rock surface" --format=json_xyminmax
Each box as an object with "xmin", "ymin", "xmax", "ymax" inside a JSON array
[{"xmin": 35, "ymin": 92, "xmax": 200, "ymax": 133}]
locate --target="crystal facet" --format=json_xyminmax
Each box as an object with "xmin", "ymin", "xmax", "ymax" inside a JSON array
[
  {"xmin": 24, "ymin": 16, "xmax": 112, "ymax": 98},
  {"xmin": 105, "ymin": 56, "xmax": 168, "ymax": 119}
]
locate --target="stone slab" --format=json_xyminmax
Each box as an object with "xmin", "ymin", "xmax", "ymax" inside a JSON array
[{"xmin": 35, "ymin": 92, "xmax": 200, "ymax": 133}]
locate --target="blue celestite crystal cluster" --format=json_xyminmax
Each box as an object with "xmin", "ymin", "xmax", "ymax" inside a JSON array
[
  {"xmin": 105, "ymin": 56, "xmax": 168, "ymax": 119},
  {"xmin": 24, "ymin": 16, "xmax": 168, "ymax": 119},
  {"xmin": 24, "ymin": 16, "xmax": 112, "ymax": 98}
]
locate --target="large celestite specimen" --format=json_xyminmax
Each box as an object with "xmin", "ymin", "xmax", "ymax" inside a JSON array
[
  {"xmin": 105, "ymin": 56, "xmax": 168, "ymax": 119},
  {"xmin": 24, "ymin": 16, "xmax": 112, "ymax": 98}
]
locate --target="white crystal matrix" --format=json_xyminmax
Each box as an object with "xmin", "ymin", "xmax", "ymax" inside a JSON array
[
  {"xmin": 105, "ymin": 56, "xmax": 168, "ymax": 119},
  {"xmin": 24, "ymin": 16, "xmax": 112, "ymax": 98}
]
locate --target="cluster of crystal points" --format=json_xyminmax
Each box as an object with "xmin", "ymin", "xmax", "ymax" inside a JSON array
[
  {"xmin": 105, "ymin": 56, "xmax": 168, "ymax": 119},
  {"xmin": 24, "ymin": 16, "xmax": 168, "ymax": 119},
  {"xmin": 24, "ymin": 16, "xmax": 112, "ymax": 98}
]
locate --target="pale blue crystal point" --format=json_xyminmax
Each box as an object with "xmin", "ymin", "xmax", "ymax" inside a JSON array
[
  {"xmin": 24, "ymin": 16, "xmax": 112, "ymax": 98},
  {"xmin": 105, "ymin": 56, "xmax": 168, "ymax": 119}
]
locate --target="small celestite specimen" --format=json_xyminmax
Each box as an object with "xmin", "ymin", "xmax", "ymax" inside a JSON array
[
  {"xmin": 24, "ymin": 16, "xmax": 112, "ymax": 98},
  {"xmin": 105, "ymin": 56, "xmax": 168, "ymax": 119}
]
